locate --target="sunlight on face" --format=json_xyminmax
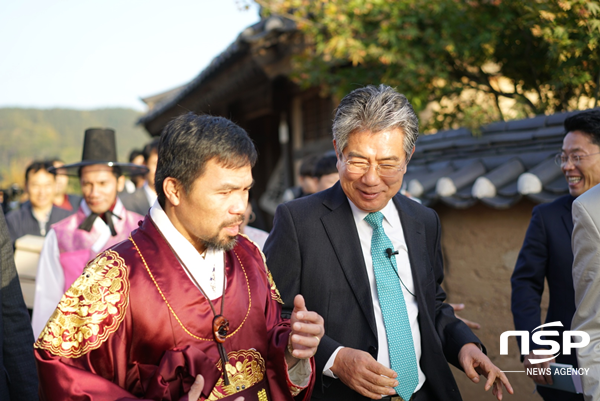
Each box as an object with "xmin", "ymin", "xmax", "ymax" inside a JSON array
[
  {"xmin": 561, "ymin": 131, "xmax": 600, "ymax": 197},
  {"xmin": 80, "ymin": 165, "xmax": 123, "ymax": 214},
  {"xmin": 27, "ymin": 169, "xmax": 56, "ymax": 210},
  {"xmin": 336, "ymin": 129, "xmax": 408, "ymax": 213},
  {"xmin": 170, "ymin": 158, "xmax": 253, "ymax": 252}
]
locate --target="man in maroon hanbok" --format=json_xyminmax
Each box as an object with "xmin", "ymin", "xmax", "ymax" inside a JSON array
[{"xmin": 34, "ymin": 114, "xmax": 323, "ymax": 401}]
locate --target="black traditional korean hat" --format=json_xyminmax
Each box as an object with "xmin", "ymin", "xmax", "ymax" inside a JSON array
[{"xmin": 52, "ymin": 128, "xmax": 149, "ymax": 176}]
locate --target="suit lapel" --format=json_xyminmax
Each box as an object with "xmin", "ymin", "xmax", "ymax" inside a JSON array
[
  {"xmin": 320, "ymin": 184, "xmax": 377, "ymax": 338},
  {"xmin": 394, "ymin": 196, "xmax": 430, "ymax": 308}
]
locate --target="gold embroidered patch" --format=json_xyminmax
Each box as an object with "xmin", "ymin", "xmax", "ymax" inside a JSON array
[
  {"xmin": 34, "ymin": 250, "xmax": 129, "ymax": 358},
  {"xmin": 257, "ymin": 389, "xmax": 268, "ymax": 401},
  {"xmin": 238, "ymin": 233, "xmax": 283, "ymax": 304},
  {"xmin": 208, "ymin": 349, "xmax": 266, "ymax": 400}
]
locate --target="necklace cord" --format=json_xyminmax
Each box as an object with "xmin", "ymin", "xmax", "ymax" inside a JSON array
[{"xmin": 148, "ymin": 218, "xmax": 230, "ymax": 385}]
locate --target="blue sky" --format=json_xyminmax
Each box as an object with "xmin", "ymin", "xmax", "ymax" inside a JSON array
[{"xmin": 0, "ymin": 0, "xmax": 260, "ymax": 110}]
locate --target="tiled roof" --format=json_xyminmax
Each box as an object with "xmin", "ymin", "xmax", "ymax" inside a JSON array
[{"xmin": 404, "ymin": 109, "xmax": 597, "ymax": 208}]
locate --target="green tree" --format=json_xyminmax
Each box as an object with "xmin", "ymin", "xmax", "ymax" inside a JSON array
[{"xmin": 248, "ymin": 0, "xmax": 600, "ymax": 130}]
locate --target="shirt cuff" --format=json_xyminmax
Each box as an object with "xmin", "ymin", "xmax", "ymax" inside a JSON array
[
  {"xmin": 323, "ymin": 346, "xmax": 344, "ymax": 378},
  {"xmin": 287, "ymin": 358, "xmax": 312, "ymax": 396}
]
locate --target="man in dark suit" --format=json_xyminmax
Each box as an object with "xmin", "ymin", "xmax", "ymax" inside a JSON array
[
  {"xmin": 265, "ymin": 85, "xmax": 512, "ymax": 401},
  {"xmin": 6, "ymin": 161, "xmax": 71, "ymax": 246},
  {"xmin": 0, "ymin": 209, "xmax": 39, "ymax": 400},
  {"xmin": 511, "ymin": 109, "xmax": 600, "ymax": 401}
]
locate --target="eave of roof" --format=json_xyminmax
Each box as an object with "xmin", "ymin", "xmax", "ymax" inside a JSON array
[
  {"xmin": 137, "ymin": 15, "xmax": 296, "ymax": 129},
  {"xmin": 405, "ymin": 108, "xmax": 598, "ymax": 209},
  {"xmin": 140, "ymin": 84, "xmax": 187, "ymax": 109}
]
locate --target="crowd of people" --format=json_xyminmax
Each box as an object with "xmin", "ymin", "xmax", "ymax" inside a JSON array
[{"xmin": 0, "ymin": 84, "xmax": 599, "ymax": 400}]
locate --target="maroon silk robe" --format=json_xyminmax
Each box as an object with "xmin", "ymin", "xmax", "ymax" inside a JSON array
[{"xmin": 34, "ymin": 216, "xmax": 315, "ymax": 401}]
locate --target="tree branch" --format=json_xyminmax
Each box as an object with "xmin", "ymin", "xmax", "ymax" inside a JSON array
[
  {"xmin": 492, "ymin": 93, "xmax": 505, "ymax": 121},
  {"xmin": 594, "ymin": 70, "xmax": 600, "ymax": 108},
  {"xmin": 524, "ymin": 33, "xmax": 545, "ymax": 108}
]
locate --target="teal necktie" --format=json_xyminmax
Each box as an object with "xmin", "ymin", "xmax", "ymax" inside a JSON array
[{"xmin": 364, "ymin": 211, "xmax": 418, "ymax": 401}]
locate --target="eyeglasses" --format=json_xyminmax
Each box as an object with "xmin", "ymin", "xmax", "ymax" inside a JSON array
[
  {"xmin": 554, "ymin": 152, "xmax": 600, "ymax": 167},
  {"xmin": 343, "ymin": 158, "xmax": 407, "ymax": 177}
]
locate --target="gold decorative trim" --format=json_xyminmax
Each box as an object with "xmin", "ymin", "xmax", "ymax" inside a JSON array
[
  {"xmin": 34, "ymin": 250, "xmax": 129, "ymax": 358},
  {"xmin": 130, "ymin": 236, "xmax": 251, "ymax": 341},
  {"xmin": 238, "ymin": 233, "xmax": 257, "ymax": 249},
  {"xmin": 239, "ymin": 233, "xmax": 283, "ymax": 304},
  {"xmin": 208, "ymin": 349, "xmax": 266, "ymax": 400},
  {"xmin": 266, "ymin": 269, "xmax": 283, "ymax": 305},
  {"xmin": 289, "ymin": 380, "xmax": 304, "ymax": 397}
]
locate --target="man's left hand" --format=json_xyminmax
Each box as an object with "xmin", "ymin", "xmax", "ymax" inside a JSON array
[
  {"xmin": 458, "ymin": 343, "xmax": 514, "ymax": 400},
  {"xmin": 286, "ymin": 294, "xmax": 324, "ymax": 367}
]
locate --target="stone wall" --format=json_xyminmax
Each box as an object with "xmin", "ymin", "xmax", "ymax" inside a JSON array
[{"xmin": 434, "ymin": 199, "xmax": 550, "ymax": 401}]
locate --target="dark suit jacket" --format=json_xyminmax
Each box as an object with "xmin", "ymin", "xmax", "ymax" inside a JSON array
[
  {"xmin": 511, "ymin": 194, "xmax": 578, "ymax": 367},
  {"xmin": 0, "ymin": 210, "xmax": 39, "ymax": 400},
  {"xmin": 119, "ymin": 187, "xmax": 151, "ymax": 216},
  {"xmin": 5, "ymin": 203, "xmax": 71, "ymax": 245},
  {"xmin": 264, "ymin": 183, "xmax": 481, "ymax": 401}
]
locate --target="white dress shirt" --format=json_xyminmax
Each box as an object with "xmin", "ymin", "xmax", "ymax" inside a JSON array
[
  {"xmin": 150, "ymin": 201, "xmax": 226, "ymax": 300},
  {"xmin": 32, "ymin": 198, "xmax": 126, "ymax": 337},
  {"xmin": 324, "ymin": 198, "xmax": 426, "ymax": 392}
]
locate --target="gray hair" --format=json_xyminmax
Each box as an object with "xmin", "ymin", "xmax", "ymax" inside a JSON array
[{"xmin": 332, "ymin": 84, "xmax": 419, "ymax": 160}]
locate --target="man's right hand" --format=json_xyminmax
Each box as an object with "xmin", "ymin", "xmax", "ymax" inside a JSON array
[
  {"xmin": 330, "ymin": 347, "xmax": 398, "ymax": 399},
  {"xmin": 523, "ymin": 350, "xmax": 555, "ymax": 385}
]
